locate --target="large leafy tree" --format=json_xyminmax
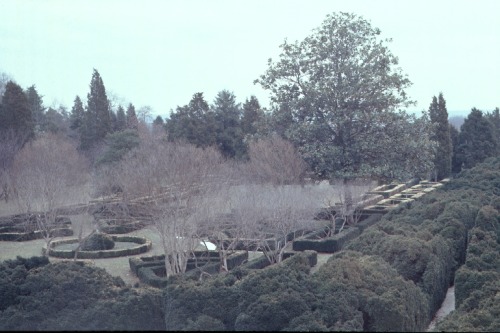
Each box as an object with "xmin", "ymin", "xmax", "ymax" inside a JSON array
[
  {"xmin": 455, "ymin": 108, "xmax": 497, "ymax": 170},
  {"xmin": 0, "ymin": 81, "xmax": 34, "ymax": 143},
  {"xmin": 428, "ymin": 93, "xmax": 452, "ymax": 180},
  {"xmin": 255, "ymin": 12, "xmax": 435, "ymax": 221},
  {"xmin": 212, "ymin": 90, "xmax": 246, "ymax": 159}
]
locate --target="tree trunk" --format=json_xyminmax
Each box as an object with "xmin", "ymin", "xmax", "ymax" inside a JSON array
[{"xmin": 343, "ymin": 178, "xmax": 355, "ymax": 225}]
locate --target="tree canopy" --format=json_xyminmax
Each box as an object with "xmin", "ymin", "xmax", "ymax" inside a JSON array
[
  {"xmin": 455, "ymin": 108, "xmax": 497, "ymax": 170},
  {"xmin": 0, "ymin": 81, "xmax": 35, "ymax": 145},
  {"xmin": 256, "ymin": 12, "xmax": 434, "ymax": 181}
]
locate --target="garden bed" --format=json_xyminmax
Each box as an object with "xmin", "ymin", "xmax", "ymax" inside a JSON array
[{"xmin": 43, "ymin": 235, "xmax": 152, "ymax": 259}]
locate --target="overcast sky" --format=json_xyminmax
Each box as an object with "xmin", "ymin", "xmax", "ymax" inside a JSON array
[{"xmin": 1, "ymin": 0, "xmax": 499, "ymax": 119}]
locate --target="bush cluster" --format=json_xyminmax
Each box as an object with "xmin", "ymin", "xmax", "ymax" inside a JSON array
[
  {"xmin": 0, "ymin": 257, "xmax": 165, "ymax": 331},
  {"xmin": 436, "ymin": 204, "xmax": 500, "ymax": 331},
  {"xmin": 162, "ymin": 157, "xmax": 500, "ymax": 331},
  {"xmin": 80, "ymin": 232, "xmax": 115, "ymax": 251}
]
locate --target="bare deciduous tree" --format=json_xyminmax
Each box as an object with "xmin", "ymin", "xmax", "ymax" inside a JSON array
[
  {"xmin": 319, "ymin": 179, "xmax": 377, "ymax": 235},
  {"xmin": 11, "ymin": 133, "xmax": 90, "ymax": 251},
  {"xmin": 227, "ymin": 184, "xmax": 325, "ymax": 264},
  {"xmin": 0, "ymin": 129, "xmax": 30, "ymax": 202},
  {"xmin": 245, "ymin": 135, "xmax": 308, "ymax": 185},
  {"xmin": 115, "ymin": 141, "xmax": 228, "ymax": 277}
]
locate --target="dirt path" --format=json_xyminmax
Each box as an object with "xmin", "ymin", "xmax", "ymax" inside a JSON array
[
  {"xmin": 427, "ymin": 285, "xmax": 455, "ymax": 331},
  {"xmin": 310, "ymin": 253, "xmax": 334, "ymax": 274}
]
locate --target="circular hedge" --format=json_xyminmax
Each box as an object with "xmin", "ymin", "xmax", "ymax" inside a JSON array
[{"xmin": 44, "ymin": 235, "xmax": 152, "ymax": 259}]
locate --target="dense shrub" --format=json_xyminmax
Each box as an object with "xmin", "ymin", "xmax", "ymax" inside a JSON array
[
  {"xmin": 0, "ymin": 258, "xmax": 165, "ymax": 330},
  {"xmin": 80, "ymin": 232, "xmax": 115, "ymax": 251}
]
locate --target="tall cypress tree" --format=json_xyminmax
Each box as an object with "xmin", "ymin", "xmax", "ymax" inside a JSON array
[
  {"xmin": 449, "ymin": 124, "xmax": 461, "ymax": 173},
  {"xmin": 25, "ymin": 85, "xmax": 45, "ymax": 133},
  {"xmin": 428, "ymin": 93, "xmax": 452, "ymax": 180},
  {"xmin": 0, "ymin": 81, "xmax": 34, "ymax": 142},
  {"xmin": 84, "ymin": 69, "xmax": 111, "ymax": 148}
]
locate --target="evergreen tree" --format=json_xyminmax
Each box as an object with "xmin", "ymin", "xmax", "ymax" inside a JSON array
[
  {"xmin": 83, "ymin": 69, "xmax": 111, "ymax": 148},
  {"xmin": 25, "ymin": 85, "xmax": 45, "ymax": 133},
  {"xmin": 69, "ymin": 96, "xmax": 85, "ymax": 131},
  {"xmin": 212, "ymin": 90, "xmax": 246, "ymax": 159},
  {"xmin": 0, "ymin": 81, "xmax": 34, "ymax": 143},
  {"xmin": 43, "ymin": 107, "xmax": 66, "ymax": 134},
  {"xmin": 109, "ymin": 109, "xmax": 118, "ymax": 132},
  {"xmin": 485, "ymin": 107, "xmax": 500, "ymax": 154},
  {"xmin": 449, "ymin": 124, "xmax": 461, "ymax": 174},
  {"xmin": 428, "ymin": 93, "xmax": 452, "ymax": 180},
  {"xmin": 153, "ymin": 115, "xmax": 164, "ymax": 126},
  {"xmin": 126, "ymin": 103, "xmax": 139, "ymax": 130},
  {"xmin": 115, "ymin": 105, "xmax": 127, "ymax": 131},
  {"xmin": 455, "ymin": 108, "xmax": 497, "ymax": 170},
  {"xmin": 165, "ymin": 92, "xmax": 216, "ymax": 148},
  {"xmin": 241, "ymin": 95, "xmax": 265, "ymax": 137}
]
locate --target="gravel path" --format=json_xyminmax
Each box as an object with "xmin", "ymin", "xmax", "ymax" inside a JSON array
[{"xmin": 427, "ymin": 285, "xmax": 455, "ymax": 331}]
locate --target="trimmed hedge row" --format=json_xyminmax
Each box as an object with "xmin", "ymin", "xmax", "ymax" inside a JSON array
[
  {"xmin": 44, "ymin": 235, "xmax": 152, "ymax": 259},
  {"xmin": 98, "ymin": 218, "xmax": 147, "ymax": 234},
  {"xmin": 132, "ymin": 251, "xmax": 250, "ymax": 287},
  {"xmin": 0, "ymin": 227, "xmax": 74, "ymax": 241},
  {"xmin": 292, "ymin": 214, "xmax": 383, "ymax": 252}
]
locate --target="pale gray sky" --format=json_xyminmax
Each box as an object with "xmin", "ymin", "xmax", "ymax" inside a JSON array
[{"xmin": 1, "ymin": 0, "xmax": 499, "ymax": 118}]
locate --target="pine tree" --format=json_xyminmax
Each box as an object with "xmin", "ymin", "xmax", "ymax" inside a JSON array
[
  {"xmin": 241, "ymin": 95, "xmax": 264, "ymax": 137},
  {"xmin": 428, "ymin": 93, "xmax": 452, "ymax": 180},
  {"xmin": 0, "ymin": 81, "xmax": 34, "ymax": 142},
  {"xmin": 84, "ymin": 69, "xmax": 111, "ymax": 147},
  {"xmin": 25, "ymin": 85, "xmax": 45, "ymax": 133},
  {"xmin": 70, "ymin": 96, "xmax": 85, "ymax": 130},
  {"xmin": 126, "ymin": 103, "xmax": 139, "ymax": 130},
  {"xmin": 165, "ymin": 92, "xmax": 216, "ymax": 148},
  {"xmin": 109, "ymin": 109, "xmax": 118, "ymax": 132},
  {"xmin": 212, "ymin": 90, "xmax": 246, "ymax": 159},
  {"xmin": 153, "ymin": 115, "xmax": 164, "ymax": 126},
  {"xmin": 455, "ymin": 108, "xmax": 497, "ymax": 170},
  {"xmin": 485, "ymin": 107, "xmax": 500, "ymax": 154},
  {"xmin": 116, "ymin": 105, "xmax": 127, "ymax": 131}
]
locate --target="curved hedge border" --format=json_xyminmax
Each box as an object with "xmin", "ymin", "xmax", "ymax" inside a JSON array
[{"xmin": 43, "ymin": 235, "xmax": 152, "ymax": 259}]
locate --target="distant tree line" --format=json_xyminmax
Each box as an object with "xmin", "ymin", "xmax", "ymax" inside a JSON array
[{"xmin": 426, "ymin": 91, "xmax": 499, "ymax": 179}]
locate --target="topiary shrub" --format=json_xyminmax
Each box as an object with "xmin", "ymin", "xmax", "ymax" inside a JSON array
[{"xmin": 80, "ymin": 232, "xmax": 115, "ymax": 251}]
